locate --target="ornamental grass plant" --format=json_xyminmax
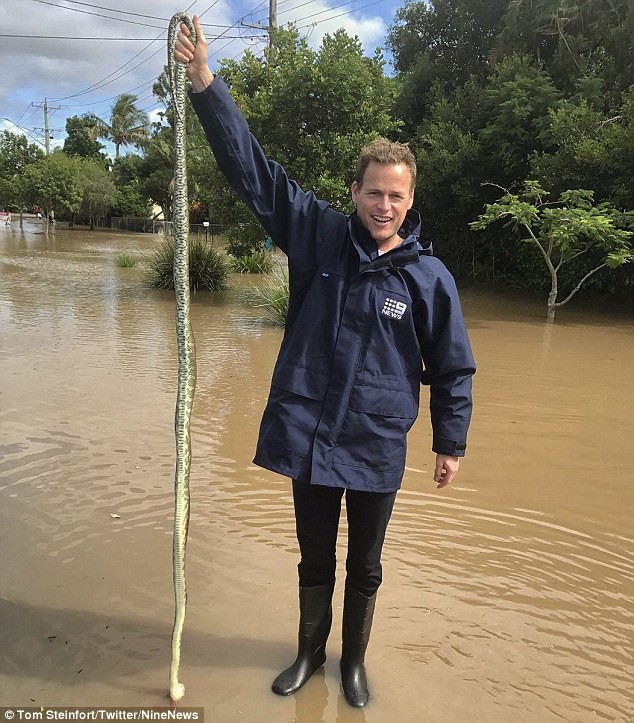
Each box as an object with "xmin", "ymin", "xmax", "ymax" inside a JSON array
[
  {"xmin": 230, "ymin": 250, "xmax": 273, "ymax": 274},
  {"xmin": 148, "ymin": 235, "xmax": 230, "ymax": 293},
  {"xmin": 114, "ymin": 253, "xmax": 136, "ymax": 268},
  {"xmin": 250, "ymin": 263, "xmax": 289, "ymax": 326}
]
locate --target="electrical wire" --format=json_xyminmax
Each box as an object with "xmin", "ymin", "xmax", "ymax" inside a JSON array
[
  {"xmin": 10, "ymin": 0, "xmax": 386, "ymax": 146},
  {"xmin": 32, "ymin": 0, "xmax": 238, "ymax": 26},
  {"xmin": 0, "ymin": 34, "xmax": 259, "ymax": 40}
]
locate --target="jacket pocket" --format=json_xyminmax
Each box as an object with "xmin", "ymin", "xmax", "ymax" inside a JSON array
[
  {"xmin": 271, "ymin": 357, "xmax": 330, "ymax": 401},
  {"xmin": 332, "ymin": 385, "xmax": 417, "ymax": 472},
  {"xmin": 348, "ymin": 384, "xmax": 417, "ymax": 418}
]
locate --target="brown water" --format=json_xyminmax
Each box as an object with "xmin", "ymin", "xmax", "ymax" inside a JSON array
[{"xmin": 1, "ymin": 221, "xmax": 633, "ymax": 722}]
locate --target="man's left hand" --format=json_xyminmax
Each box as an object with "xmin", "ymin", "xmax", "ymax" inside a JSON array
[{"xmin": 434, "ymin": 454, "xmax": 460, "ymax": 489}]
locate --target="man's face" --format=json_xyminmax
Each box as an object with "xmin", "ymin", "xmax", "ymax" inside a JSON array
[{"xmin": 351, "ymin": 161, "xmax": 414, "ymax": 251}]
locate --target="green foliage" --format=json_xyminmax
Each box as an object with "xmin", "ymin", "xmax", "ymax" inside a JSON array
[
  {"xmin": 147, "ymin": 236, "xmax": 230, "ymax": 293},
  {"xmin": 22, "ymin": 151, "xmax": 84, "ymax": 218},
  {"xmin": 387, "ymin": 0, "xmax": 634, "ymax": 296},
  {"xmin": 471, "ymin": 181, "xmax": 633, "ymax": 318},
  {"xmin": 530, "ymin": 92, "xmax": 634, "ymax": 208},
  {"xmin": 479, "ymin": 55, "xmax": 560, "ymax": 179},
  {"xmin": 63, "ymin": 115, "xmax": 107, "ymax": 162},
  {"xmin": 90, "ymin": 93, "xmax": 149, "ymax": 158},
  {"xmin": 496, "ymin": 0, "xmax": 634, "ymax": 95},
  {"xmin": 388, "ymin": 0, "xmax": 509, "ymax": 132},
  {"xmin": 250, "ymin": 264, "xmax": 290, "ymax": 326},
  {"xmin": 111, "ymin": 154, "xmax": 152, "ymax": 218},
  {"xmin": 0, "ymin": 130, "xmax": 44, "ymax": 210},
  {"xmin": 114, "ymin": 254, "xmax": 136, "ymax": 268},
  {"xmin": 231, "ymin": 251, "xmax": 273, "ymax": 274},
  {"xmin": 138, "ymin": 126, "xmax": 173, "ymax": 221},
  {"xmin": 80, "ymin": 158, "xmax": 116, "ymax": 227},
  {"xmin": 223, "ymin": 220, "xmax": 266, "ymax": 258}
]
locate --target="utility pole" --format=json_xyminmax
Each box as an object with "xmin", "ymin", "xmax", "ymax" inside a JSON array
[
  {"xmin": 32, "ymin": 98, "xmax": 60, "ymax": 154},
  {"xmin": 269, "ymin": 0, "xmax": 277, "ymax": 39},
  {"xmin": 242, "ymin": 0, "xmax": 277, "ymax": 46}
]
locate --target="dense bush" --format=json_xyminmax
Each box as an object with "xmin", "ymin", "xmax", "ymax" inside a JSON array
[{"xmin": 223, "ymin": 221, "xmax": 267, "ymax": 258}]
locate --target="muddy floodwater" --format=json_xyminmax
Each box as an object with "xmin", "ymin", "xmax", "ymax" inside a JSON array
[{"xmin": 1, "ymin": 220, "xmax": 633, "ymax": 722}]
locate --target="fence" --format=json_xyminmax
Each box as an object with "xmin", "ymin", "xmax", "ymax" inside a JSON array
[{"xmin": 111, "ymin": 217, "xmax": 224, "ymax": 240}]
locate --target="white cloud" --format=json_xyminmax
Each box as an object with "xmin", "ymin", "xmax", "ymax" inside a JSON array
[{"xmin": 277, "ymin": 1, "xmax": 386, "ymax": 52}]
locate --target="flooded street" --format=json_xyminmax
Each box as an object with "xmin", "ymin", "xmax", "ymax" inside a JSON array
[{"xmin": 1, "ymin": 220, "xmax": 633, "ymax": 722}]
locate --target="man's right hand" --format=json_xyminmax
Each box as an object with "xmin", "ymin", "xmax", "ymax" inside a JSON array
[{"xmin": 174, "ymin": 14, "xmax": 214, "ymax": 92}]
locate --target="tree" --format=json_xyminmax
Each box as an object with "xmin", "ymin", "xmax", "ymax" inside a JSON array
[
  {"xmin": 138, "ymin": 126, "xmax": 173, "ymax": 221},
  {"xmin": 79, "ymin": 159, "xmax": 116, "ymax": 229},
  {"xmin": 91, "ymin": 94, "xmax": 149, "ymax": 158},
  {"xmin": 479, "ymin": 54, "xmax": 561, "ymax": 181},
  {"xmin": 495, "ymin": 0, "xmax": 634, "ymax": 96},
  {"xmin": 387, "ymin": 0, "xmax": 508, "ymax": 132},
  {"xmin": 63, "ymin": 115, "xmax": 107, "ymax": 161},
  {"xmin": 530, "ymin": 89, "xmax": 634, "ymax": 209},
  {"xmin": 111, "ymin": 154, "xmax": 152, "ymax": 218},
  {"xmin": 0, "ymin": 130, "xmax": 44, "ymax": 210},
  {"xmin": 470, "ymin": 181, "xmax": 633, "ymax": 320},
  {"xmin": 22, "ymin": 151, "xmax": 84, "ymax": 223},
  {"xmin": 389, "ymin": 0, "xmax": 508, "ymax": 79}
]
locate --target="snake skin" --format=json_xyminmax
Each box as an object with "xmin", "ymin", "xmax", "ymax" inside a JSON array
[{"xmin": 167, "ymin": 11, "xmax": 197, "ymax": 702}]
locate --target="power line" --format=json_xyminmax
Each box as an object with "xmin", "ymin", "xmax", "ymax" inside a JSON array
[
  {"xmin": 48, "ymin": 2, "xmax": 267, "ymax": 103},
  {"xmin": 30, "ymin": 0, "xmax": 182, "ymax": 30},
  {"xmin": 292, "ymin": 0, "xmax": 385, "ymax": 25},
  {"xmin": 0, "ymin": 118, "xmax": 48, "ymax": 149},
  {"xmin": 0, "ymin": 33, "xmax": 265, "ymax": 40},
  {"xmin": 33, "ymin": 0, "xmax": 238, "ymax": 26},
  {"xmin": 14, "ymin": 0, "xmax": 382, "ymax": 149}
]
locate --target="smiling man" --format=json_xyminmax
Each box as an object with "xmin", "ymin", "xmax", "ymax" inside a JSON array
[
  {"xmin": 175, "ymin": 16, "xmax": 476, "ymax": 709},
  {"xmin": 351, "ymin": 141, "xmax": 415, "ymax": 252}
]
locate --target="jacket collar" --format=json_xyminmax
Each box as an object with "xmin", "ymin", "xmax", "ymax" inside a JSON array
[{"xmin": 348, "ymin": 209, "xmax": 432, "ymax": 273}]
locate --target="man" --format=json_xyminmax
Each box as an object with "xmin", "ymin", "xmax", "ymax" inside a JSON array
[{"xmin": 174, "ymin": 17, "xmax": 475, "ymax": 708}]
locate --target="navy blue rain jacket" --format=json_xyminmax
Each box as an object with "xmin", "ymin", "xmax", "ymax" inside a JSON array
[{"xmin": 190, "ymin": 78, "xmax": 476, "ymax": 493}]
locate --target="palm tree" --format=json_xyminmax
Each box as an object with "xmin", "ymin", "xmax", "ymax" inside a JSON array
[{"xmin": 92, "ymin": 94, "xmax": 149, "ymax": 158}]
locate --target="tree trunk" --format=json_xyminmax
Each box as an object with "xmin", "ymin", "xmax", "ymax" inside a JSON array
[{"xmin": 547, "ymin": 273, "xmax": 558, "ymax": 322}]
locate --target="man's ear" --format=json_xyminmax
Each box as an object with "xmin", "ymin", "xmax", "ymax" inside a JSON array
[{"xmin": 351, "ymin": 180, "xmax": 359, "ymax": 204}]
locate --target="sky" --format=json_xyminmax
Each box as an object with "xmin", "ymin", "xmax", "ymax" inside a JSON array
[{"xmin": 0, "ymin": 0, "xmax": 404, "ymax": 157}]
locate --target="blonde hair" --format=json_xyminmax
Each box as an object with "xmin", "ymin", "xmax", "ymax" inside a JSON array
[{"xmin": 355, "ymin": 137, "xmax": 417, "ymax": 189}]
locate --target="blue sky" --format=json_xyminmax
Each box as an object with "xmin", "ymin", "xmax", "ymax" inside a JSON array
[{"xmin": 0, "ymin": 0, "xmax": 406, "ymax": 157}]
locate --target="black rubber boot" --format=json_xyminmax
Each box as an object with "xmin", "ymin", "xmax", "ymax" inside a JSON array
[
  {"xmin": 340, "ymin": 583, "xmax": 377, "ymax": 708},
  {"xmin": 272, "ymin": 583, "xmax": 335, "ymax": 696}
]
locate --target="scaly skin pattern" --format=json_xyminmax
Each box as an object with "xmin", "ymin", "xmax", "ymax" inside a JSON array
[{"xmin": 167, "ymin": 12, "xmax": 197, "ymax": 703}]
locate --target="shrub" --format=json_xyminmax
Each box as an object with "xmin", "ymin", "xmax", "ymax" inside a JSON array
[
  {"xmin": 223, "ymin": 220, "xmax": 266, "ymax": 258},
  {"xmin": 114, "ymin": 253, "xmax": 136, "ymax": 268},
  {"xmin": 231, "ymin": 251, "xmax": 273, "ymax": 274},
  {"xmin": 250, "ymin": 264, "xmax": 289, "ymax": 326},
  {"xmin": 147, "ymin": 235, "xmax": 230, "ymax": 292}
]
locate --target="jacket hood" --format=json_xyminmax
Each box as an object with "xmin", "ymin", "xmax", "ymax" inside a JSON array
[{"xmin": 349, "ymin": 209, "xmax": 433, "ymax": 273}]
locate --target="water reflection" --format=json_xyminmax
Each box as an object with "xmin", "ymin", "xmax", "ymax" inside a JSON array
[{"xmin": 1, "ymin": 221, "xmax": 633, "ymax": 722}]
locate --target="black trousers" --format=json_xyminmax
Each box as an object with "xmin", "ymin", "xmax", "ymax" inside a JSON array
[{"xmin": 292, "ymin": 480, "xmax": 397, "ymax": 597}]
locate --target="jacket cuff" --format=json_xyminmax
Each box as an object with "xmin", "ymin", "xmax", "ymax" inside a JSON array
[{"xmin": 432, "ymin": 436, "xmax": 467, "ymax": 457}]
